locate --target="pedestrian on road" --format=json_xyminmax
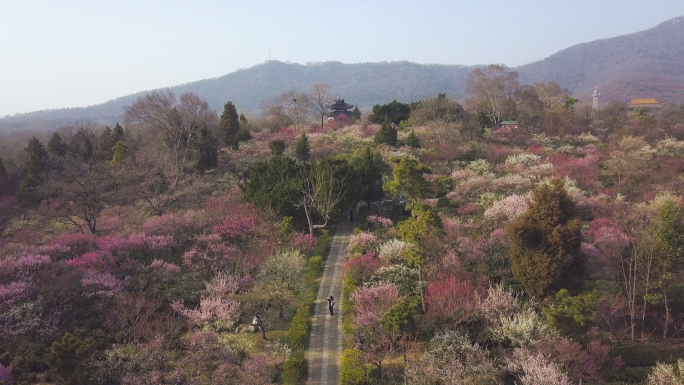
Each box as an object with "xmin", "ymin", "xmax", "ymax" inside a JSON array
[
  {"xmin": 327, "ymin": 295, "xmax": 335, "ymax": 316},
  {"xmin": 349, "ymin": 209, "xmax": 354, "ymax": 221}
]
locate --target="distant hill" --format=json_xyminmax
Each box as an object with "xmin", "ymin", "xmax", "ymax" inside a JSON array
[
  {"xmin": 517, "ymin": 16, "xmax": 684, "ymax": 105},
  {"xmin": 2, "ymin": 16, "xmax": 683, "ymax": 133}
]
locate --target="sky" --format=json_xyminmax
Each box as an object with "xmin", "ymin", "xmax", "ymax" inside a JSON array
[{"xmin": 1, "ymin": 0, "xmax": 684, "ymax": 117}]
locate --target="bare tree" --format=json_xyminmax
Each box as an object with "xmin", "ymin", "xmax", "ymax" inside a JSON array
[
  {"xmin": 264, "ymin": 90, "xmax": 312, "ymax": 131},
  {"xmin": 465, "ymin": 64, "xmax": 519, "ymax": 128},
  {"xmin": 311, "ymin": 83, "xmax": 335, "ymax": 128},
  {"xmin": 291, "ymin": 161, "xmax": 349, "ymax": 235},
  {"xmin": 124, "ymin": 91, "xmax": 218, "ymax": 187}
]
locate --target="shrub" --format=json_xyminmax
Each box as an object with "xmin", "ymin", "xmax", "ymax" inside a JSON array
[
  {"xmin": 287, "ymin": 304, "xmax": 312, "ymax": 350},
  {"xmin": 340, "ymin": 349, "xmax": 366, "ymax": 385},
  {"xmin": 647, "ymin": 359, "xmax": 684, "ymax": 385},
  {"xmin": 281, "ymin": 349, "xmax": 306, "ymax": 385}
]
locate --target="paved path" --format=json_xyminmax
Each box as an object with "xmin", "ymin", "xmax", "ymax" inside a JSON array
[{"xmin": 307, "ymin": 211, "xmax": 357, "ymax": 385}]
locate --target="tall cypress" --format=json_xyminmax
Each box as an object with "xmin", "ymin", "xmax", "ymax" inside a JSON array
[
  {"xmin": 18, "ymin": 137, "xmax": 48, "ymax": 205},
  {"xmin": 220, "ymin": 102, "xmax": 240, "ymax": 148}
]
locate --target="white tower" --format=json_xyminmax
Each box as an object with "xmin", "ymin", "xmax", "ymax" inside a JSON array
[{"xmin": 592, "ymin": 87, "xmax": 600, "ymax": 120}]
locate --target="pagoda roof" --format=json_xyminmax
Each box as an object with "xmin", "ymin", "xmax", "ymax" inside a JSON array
[{"xmin": 330, "ymin": 99, "xmax": 354, "ymax": 110}]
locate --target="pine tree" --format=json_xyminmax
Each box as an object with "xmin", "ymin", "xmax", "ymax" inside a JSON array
[
  {"xmin": 374, "ymin": 120, "xmax": 398, "ymax": 147},
  {"xmin": 352, "ymin": 104, "xmax": 361, "ymax": 121},
  {"xmin": 406, "ymin": 130, "xmax": 421, "ymax": 148},
  {"xmin": 18, "ymin": 137, "xmax": 48, "ymax": 206},
  {"xmin": 47, "ymin": 132, "xmax": 67, "ymax": 158},
  {"xmin": 47, "ymin": 332, "xmax": 93, "ymax": 385},
  {"xmin": 110, "ymin": 140, "xmax": 128, "ymax": 164},
  {"xmin": 294, "ymin": 133, "xmax": 310, "ymax": 162},
  {"xmin": 112, "ymin": 122, "xmax": 125, "ymax": 143},
  {"xmin": 269, "ymin": 139, "xmax": 286, "ymax": 156},
  {"xmin": 220, "ymin": 102, "xmax": 240, "ymax": 148},
  {"xmin": 506, "ymin": 178, "xmax": 584, "ymax": 297},
  {"xmin": 190, "ymin": 126, "xmax": 218, "ymax": 175}
]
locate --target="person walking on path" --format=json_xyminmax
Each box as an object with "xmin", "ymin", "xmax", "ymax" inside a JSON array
[
  {"xmin": 327, "ymin": 296, "xmax": 335, "ymax": 316},
  {"xmin": 349, "ymin": 209, "xmax": 354, "ymax": 221}
]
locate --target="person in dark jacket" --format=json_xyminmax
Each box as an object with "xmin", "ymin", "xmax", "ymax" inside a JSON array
[{"xmin": 327, "ymin": 295, "xmax": 335, "ymax": 316}]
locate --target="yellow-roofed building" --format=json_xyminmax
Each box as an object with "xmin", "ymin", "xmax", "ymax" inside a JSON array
[{"xmin": 629, "ymin": 98, "xmax": 661, "ymax": 108}]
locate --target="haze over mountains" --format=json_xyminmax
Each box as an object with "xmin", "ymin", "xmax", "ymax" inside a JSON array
[{"xmin": 2, "ymin": 16, "xmax": 683, "ymax": 133}]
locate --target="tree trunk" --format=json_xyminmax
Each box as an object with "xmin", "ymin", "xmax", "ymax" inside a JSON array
[{"xmin": 303, "ymin": 200, "xmax": 314, "ymax": 235}]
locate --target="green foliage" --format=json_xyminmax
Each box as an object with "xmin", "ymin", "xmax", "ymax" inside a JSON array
[
  {"xmin": 542, "ymin": 289, "xmax": 597, "ymax": 337},
  {"xmin": 279, "ymin": 216, "xmax": 295, "ymax": 237},
  {"xmin": 368, "ymin": 100, "xmax": 411, "ymax": 125},
  {"xmin": 282, "ymin": 349, "xmax": 306, "ymax": 385},
  {"xmin": 397, "ymin": 202, "xmax": 444, "ymax": 267},
  {"xmin": 383, "ymin": 156, "xmax": 432, "ymax": 201},
  {"xmin": 0, "ymin": 157, "xmax": 6, "ymax": 181},
  {"xmin": 373, "ymin": 120, "xmax": 398, "ymax": 146},
  {"xmin": 340, "ymin": 349, "xmax": 367, "ymax": 385},
  {"xmin": 269, "ymin": 139, "xmax": 287, "ymax": 156},
  {"xmin": 241, "ymin": 155, "xmax": 301, "ymax": 222},
  {"xmin": 655, "ymin": 198, "xmax": 684, "ymax": 262},
  {"xmin": 342, "ymin": 275, "xmax": 358, "ymax": 315},
  {"xmin": 406, "ymin": 130, "xmax": 421, "ymax": 148},
  {"xmin": 506, "ymin": 178, "xmax": 584, "ymax": 297},
  {"xmin": 67, "ymin": 128, "xmax": 95, "ymax": 161},
  {"xmin": 189, "ymin": 126, "xmax": 218, "ymax": 175},
  {"xmin": 348, "ymin": 147, "xmax": 385, "ymax": 207},
  {"xmin": 294, "ymin": 133, "xmax": 310, "ymax": 162},
  {"xmin": 563, "ymin": 94, "xmax": 579, "ymax": 111},
  {"xmin": 110, "ymin": 140, "xmax": 128, "ymax": 164},
  {"xmin": 47, "ymin": 132, "xmax": 67, "ymax": 158},
  {"xmin": 47, "ymin": 333, "xmax": 93, "ymax": 385},
  {"xmin": 18, "ymin": 136, "xmax": 48, "ymax": 206},
  {"xmin": 351, "ymin": 104, "xmax": 361, "ymax": 121},
  {"xmin": 381, "ymin": 295, "xmax": 421, "ymax": 335},
  {"xmin": 234, "ymin": 126, "xmax": 252, "ymax": 149},
  {"xmin": 314, "ymin": 230, "xmax": 331, "ymax": 257},
  {"xmin": 220, "ymin": 101, "xmax": 240, "ymax": 147},
  {"xmin": 287, "ymin": 304, "xmax": 313, "ymax": 349}
]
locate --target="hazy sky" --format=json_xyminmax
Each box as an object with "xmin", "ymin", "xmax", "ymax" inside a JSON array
[{"xmin": 1, "ymin": 0, "xmax": 683, "ymax": 116}]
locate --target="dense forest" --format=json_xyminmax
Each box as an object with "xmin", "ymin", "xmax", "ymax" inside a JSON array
[{"xmin": 1, "ymin": 65, "xmax": 684, "ymax": 385}]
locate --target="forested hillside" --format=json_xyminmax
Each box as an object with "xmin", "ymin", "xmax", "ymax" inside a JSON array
[{"xmin": 2, "ymin": 16, "xmax": 684, "ymax": 133}]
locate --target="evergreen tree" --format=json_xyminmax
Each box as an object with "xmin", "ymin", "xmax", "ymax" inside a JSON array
[
  {"xmin": 350, "ymin": 147, "xmax": 384, "ymax": 207},
  {"xmin": 112, "ymin": 122, "xmax": 125, "ymax": 143},
  {"xmin": 294, "ymin": 133, "xmax": 310, "ymax": 162},
  {"xmin": 67, "ymin": 129, "xmax": 95, "ymax": 162},
  {"xmin": 352, "ymin": 104, "xmax": 361, "ymax": 121},
  {"xmin": 383, "ymin": 156, "xmax": 432, "ymax": 201},
  {"xmin": 47, "ymin": 132, "xmax": 67, "ymax": 158},
  {"xmin": 47, "ymin": 333, "xmax": 93, "ymax": 385},
  {"xmin": 406, "ymin": 130, "xmax": 421, "ymax": 148},
  {"xmin": 233, "ymin": 127, "xmax": 252, "ymax": 150},
  {"xmin": 506, "ymin": 178, "xmax": 584, "ymax": 297},
  {"xmin": 110, "ymin": 140, "xmax": 128, "ymax": 164},
  {"xmin": 18, "ymin": 137, "xmax": 48, "ymax": 206},
  {"xmin": 98, "ymin": 126, "xmax": 115, "ymax": 161},
  {"xmin": 269, "ymin": 139, "xmax": 286, "ymax": 156},
  {"xmin": 374, "ymin": 120, "xmax": 398, "ymax": 147},
  {"xmin": 220, "ymin": 101, "xmax": 240, "ymax": 147},
  {"xmin": 190, "ymin": 126, "xmax": 218, "ymax": 175},
  {"xmin": 0, "ymin": 157, "xmax": 7, "ymax": 181}
]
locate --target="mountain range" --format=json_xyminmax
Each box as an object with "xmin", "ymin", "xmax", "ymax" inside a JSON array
[{"xmin": 2, "ymin": 16, "xmax": 683, "ymax": 133}]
